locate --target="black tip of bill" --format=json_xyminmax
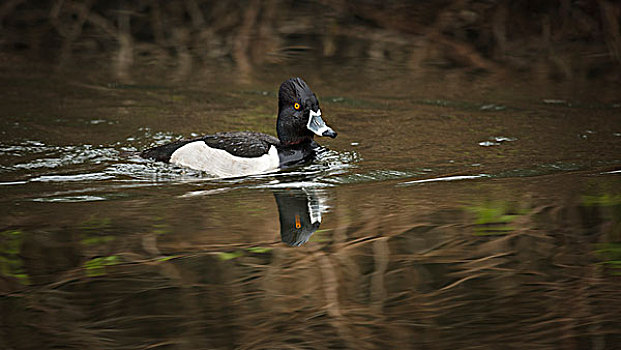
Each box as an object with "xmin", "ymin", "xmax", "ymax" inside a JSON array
[
  {"xmin": 307, "ymin": 109, "xmax": 337, "ymax": 139},
  {"xmin": 322, "ymin": 129, "xmax": 337, "ymax": 138}
]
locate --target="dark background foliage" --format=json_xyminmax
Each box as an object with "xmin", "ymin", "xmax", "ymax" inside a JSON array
[{"xmin": 2, "ymin": 0, "xmax": 620, "ymax": 82}]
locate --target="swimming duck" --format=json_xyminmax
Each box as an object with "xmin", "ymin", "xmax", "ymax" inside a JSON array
[{"xmin": 140, "ymin": 78, "xmax": 337, "ymax": 177}]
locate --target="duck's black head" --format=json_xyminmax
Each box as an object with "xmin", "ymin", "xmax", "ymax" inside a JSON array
[{"xmin": 277, "ymin": 77, "xmax": 337, "ymax": 145}]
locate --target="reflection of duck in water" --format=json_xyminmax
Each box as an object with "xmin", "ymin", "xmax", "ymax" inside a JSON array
[{"xmin": 273, "ymin": 188, "xmax": 328, "ymax": 247}]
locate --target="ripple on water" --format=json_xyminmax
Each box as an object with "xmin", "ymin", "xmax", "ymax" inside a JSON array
[
  {"xmin": 2, "ymin": 137, "xmax": 481, "ymax": 195},
  {"xmin": 6, "ymin": 144, "xmax": 118, "ymax": 170},
  {"xmin": 30, "ymin": 172, "xmax": 116, "ymax": 182},
  {"xmin": 0, "ymin": 140, "xmax": 47, "ymax": 156},
  {"xmin": 478, "ymin": 136, "xmax": 517, "ymax": 147},
  {"xmin": 0, "ymin": 137, "xmax": 366, "ymax": 202},
  {"xmin": 400, "ymin": 174, "xmax": 490, "ymax": 185},
  {"xmin": 324, "ymin": 169, "xmax": 425, "ymax": 185},
  {"xmin": 32, "ymin": 195, "xmax": 108, "ymax": 203}
]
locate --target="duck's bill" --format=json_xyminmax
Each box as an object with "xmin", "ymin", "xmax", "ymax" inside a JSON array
[{"xmin": 307, "ymin": 109, "xmax": 337, "ymax": 138}]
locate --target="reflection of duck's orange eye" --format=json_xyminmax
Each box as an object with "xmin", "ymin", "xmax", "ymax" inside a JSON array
[{"xmin": 294, "ymin": 103, "xmax": 300, "ymax": 110}]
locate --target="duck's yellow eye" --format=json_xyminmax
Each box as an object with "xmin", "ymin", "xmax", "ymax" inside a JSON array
[{"xmin": 294, "ymin": 103, "xmax": 300, "ymax": 110}]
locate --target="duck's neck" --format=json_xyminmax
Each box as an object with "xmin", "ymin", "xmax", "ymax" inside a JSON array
[
  {"xmin": 279, "ymin": 136, "xmax": 313, "ymax": 146},
  {"xmin": 277, "ymin": 110, "xmax": 314, "ymax": 146}
]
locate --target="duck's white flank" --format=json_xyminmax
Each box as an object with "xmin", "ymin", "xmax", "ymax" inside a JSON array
[{"xmin": 170, "ymin": 141, "xmax": 280, "ymax": 178}]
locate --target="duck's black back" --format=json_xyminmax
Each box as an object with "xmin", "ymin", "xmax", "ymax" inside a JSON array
[
  {"xmin": 140, "ymin": 132, "xmax": 280, "ymax": 162},
  {"xmin": 203, "ymin": 132, "xmax": 279, "ymax": 157}
]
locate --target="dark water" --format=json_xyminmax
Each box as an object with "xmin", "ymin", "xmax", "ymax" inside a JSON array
[{"xmin": 1, "ymin": 58, "xmax": 621, "ymax": 349}]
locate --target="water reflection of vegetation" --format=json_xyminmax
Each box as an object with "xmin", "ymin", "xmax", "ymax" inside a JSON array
[
  {"xmin": 151, "ymin": 217, "xmax": 172, "ymax": 235},
  {"xmin": 3, "ymin": 186, "xmax": 621, "ymax": 348},
  {"xmin": 583, "ymin": 191, "xmax": 621, "ymax": 276},
  {"xmin": 583, "ymin": 194, "xmax": 621, "ymax": 207},
  {"xmin": 0, "ymin": 229, "xmax": 29, "ymax": 285},
  {"xmin": 467, "ymin": 201, "xmax": 529, "ymax": 236},
  {"xmin": 595, "ymin": 243, "xmax": 621, "ymax": 275},
  {"xmin": 79, "ymin": 216, "xmax": 115, "ymax": 245},
  {"xmin": 82, "ymin": 255, "xmax": 120, "ymax": 277},
  {"xmin": 218, "ymin": 247, "xmax": 272, "ymax": 261}
]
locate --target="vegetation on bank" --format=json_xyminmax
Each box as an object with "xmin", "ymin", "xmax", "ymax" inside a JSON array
[{"xmin": 2, "ymin": 1, "xmax": 620, "ymax": 81}]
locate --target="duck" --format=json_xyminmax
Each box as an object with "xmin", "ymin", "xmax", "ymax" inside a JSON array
[{"xmin": 140, "ymin": 77, "xmax": 337, "ymax": 177}]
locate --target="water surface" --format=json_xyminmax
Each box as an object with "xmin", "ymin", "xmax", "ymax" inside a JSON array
[{"xmin": 1, "ymin": 59, "xmax": 621, "ymax": 349}]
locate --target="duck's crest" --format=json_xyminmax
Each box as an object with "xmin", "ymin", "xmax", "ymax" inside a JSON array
[{"xmin": 279, "ymin": 77, "xmax": 314, "ymax": 108}]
